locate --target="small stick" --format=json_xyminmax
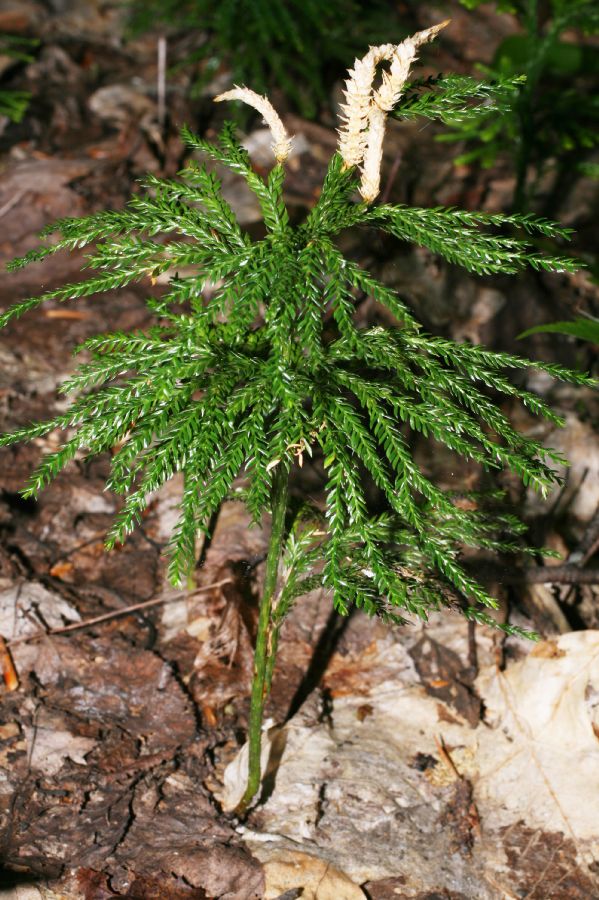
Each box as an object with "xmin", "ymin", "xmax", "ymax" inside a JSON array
[
  {"xmin": 380, "ymin": 152, "xmax": 402, "ymax": 204},
  {"xmin": 157, "ymin": 36, "xmax": 167, "ymax": 132},
  {"xmin": 568, "ymin": 506, "xmax": 599, "ymax": 567},
  {"xmin": 480, "ymin": 564, "xmax": 599, "ymax": 586},
  {"xmin": 435, "ymin": 734, "xmax": 462, "ymax": 779},
  {"xmin": 0, "ymin": 190, "xmax": 25, "ymax": 221},
  {"xmin": 436, "ymin": 734, "xmax": 482, "ymax": 842},
  {"xmin": 512, "ymin": 565, "xmax": 599, "ymax": 585},
  {"xmin": 561, "ymin": 506, "xmax": 599, "ymax": 604},
  {"xmin": 6, "ymin": 577, "xmax": 233, "ymax": 647},
  {"xmin": 466, "ymin": 619, "xmax": 478, "ymax": 677}
]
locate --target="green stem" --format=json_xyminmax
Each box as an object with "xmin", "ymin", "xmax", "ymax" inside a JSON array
[
  {"xmin": 264, "ymin": 624, "xmax": 281, "ymax": 696},
  {"xmin": 235, "ymin": 463, "xmax": 289, "ymax": 817}
]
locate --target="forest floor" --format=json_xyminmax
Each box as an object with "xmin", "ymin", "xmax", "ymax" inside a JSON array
[{"xmin": 1, "ymin": 1, "xmax": 599, "ymax": 898}]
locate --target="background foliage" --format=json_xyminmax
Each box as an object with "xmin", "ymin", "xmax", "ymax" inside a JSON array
[
  {"xmin": 127, "ymin": 0, "xmax": 401, "ymax": 118},
  {"xmin": 453, "ymin": 0, "xmax": 599, "ymax": 210},
  {"xmin": 0, "ymin": 34, "xmax": 36, "ymax": 122}
]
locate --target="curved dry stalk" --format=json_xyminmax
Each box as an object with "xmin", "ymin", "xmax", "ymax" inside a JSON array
[
  {"xmin": 337, "ymin": 42, "xmax": 397, "ymax": 167},
  {"xmin": 338, "ymin": 21, "xmax": 450, "ymax": 203},
  {"xmin": 215, "ymin": 86, "xmax": 293, "ymax": 163},
  {"xmin": 374, "ymin": 21, "xmax": 450, "ymax": 115},
  {"xmin": 359, "ymin": 106, "xmax": 388, "ymax": 203}
]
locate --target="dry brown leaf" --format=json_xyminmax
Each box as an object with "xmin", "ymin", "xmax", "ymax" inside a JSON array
[
  {"xmin": 234, "ymin": 630, "xmax": 599, "ymax": 895},
  {"xmin": 48, "ymin": 560, "xmax": 75, "ymax": 579},
  {"xmin": 254, "ymin": 848, "xmax": 364, "ymax": 900}
]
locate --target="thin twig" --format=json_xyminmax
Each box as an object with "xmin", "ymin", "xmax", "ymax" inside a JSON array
[
  {"xmin": 380, "ymin": 152, "xmax": 402, "ymax": 204},
  {"xmin": 508, "ymin": 565, "xmax": 599, "ymax": 585},
  {"xmin": 568, "ymin": 506, "xmax": 599, "ymax": 567},
  {"xmin": 467, "ymin": 619, "xmax": 478, "ymax": 678},
  {"xmin": 0, "ymin": 190, "xmax": 25, "ymax": 221},
  {"xmin": 559, "ymin": 505, "xmax": 599, "ymax": 605},
  {"xmin": 6, "ymin": 577, "xmax": 233, "ymax": 647},
  {"xmin": 157, "ymin": 36, "xmax": 167, "ymax": 132},
  {"xmin": 478, "ymin": 563, "xmax": 599, "ymax": 586},
  {"xmin": 435, "ymin": 734, "xmax": 462, "ymax": 779}
]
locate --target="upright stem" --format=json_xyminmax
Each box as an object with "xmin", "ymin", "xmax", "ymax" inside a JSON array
[
  {"xmin": 264, "ymin": 625, "xmax": 281, "ymax": 697},
  {"xmin": 235, "ymin": 464, "xmax": 289, "ymax": 816}
]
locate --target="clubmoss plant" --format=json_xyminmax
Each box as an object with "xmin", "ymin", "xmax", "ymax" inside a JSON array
[{"xmin": 0, "ymin": 24, "xmax": 593, "ymax": 815}]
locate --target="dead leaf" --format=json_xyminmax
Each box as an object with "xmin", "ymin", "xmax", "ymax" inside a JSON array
[
  {"xmin": 49, "ymin": 560, "xmax": 75, "ymax": 579},
  {"xmin": 498, "ymin": 822, "xmax": 598, "ymax": 899},
  {"xmin": 530, "ymin": 638, "xmax": 566, "ymax": 659},
  {"xmin": 24, "ymin": 710, "xmax": 96, "ymax": 776},
  {"xmin": 409, "ymin": 636, "xmax": 481, "ymax": 727},
  {"xmin": 237, "ymin": 631, "xmax": 599, "ymax": 895},
  {"xmin": 476, "ymin": 630, "xmax": 599, "ymax": 841},
  {"xmin": 32, "ymin": 636, "xmax": 196, "ymax": 756},
  {"xmin": 251, "ymin": 848, "xmax": 364, "ymax": 900}
]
